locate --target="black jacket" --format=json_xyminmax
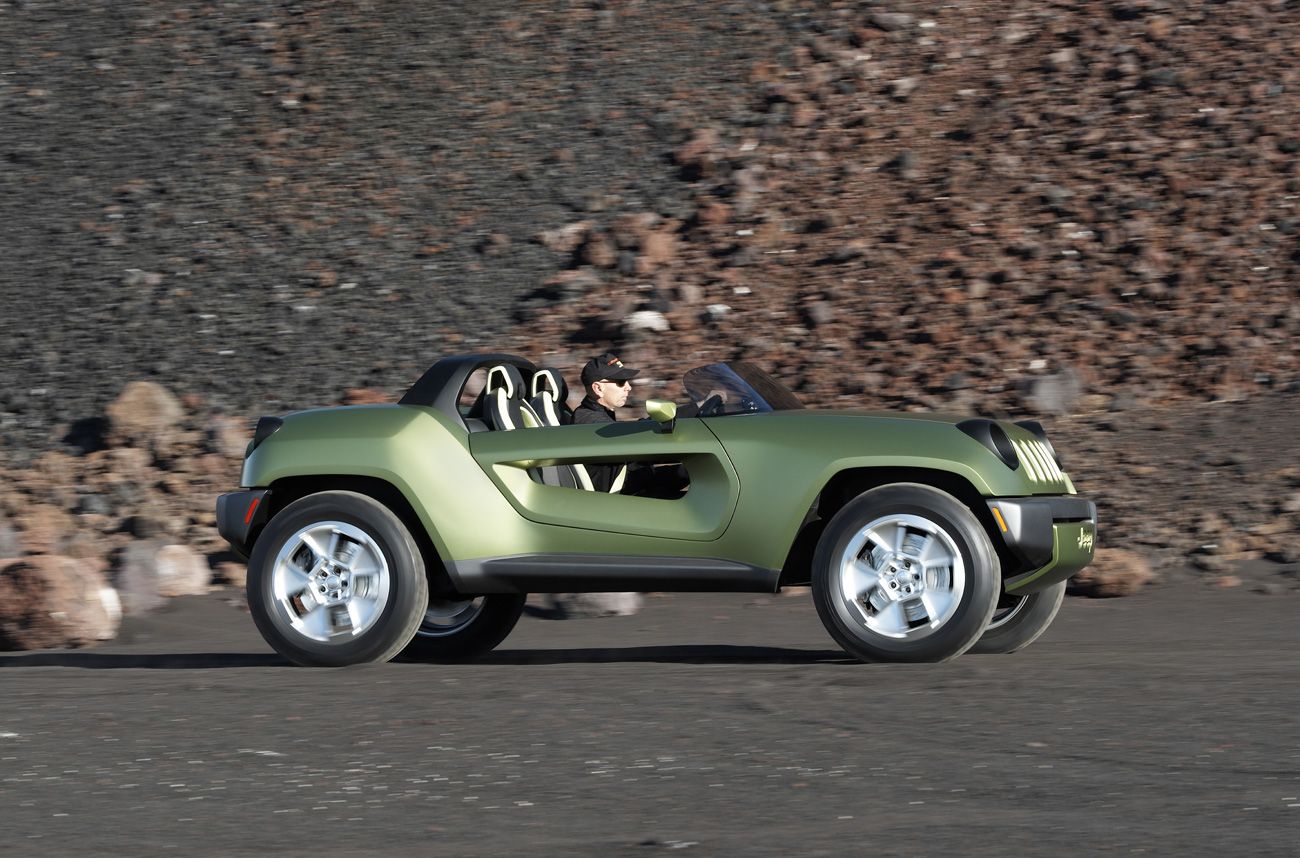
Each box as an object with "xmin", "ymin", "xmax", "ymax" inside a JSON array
[
  {"xmin": 572, "ymin": 396, "xmax": 616, "ymax": 425},
  {"xmin": 571, "ymin": 396, "xmax": 621, "ymax": 492}
]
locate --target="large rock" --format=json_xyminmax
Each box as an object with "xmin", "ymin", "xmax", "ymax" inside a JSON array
[
  {"xmin": 212, "ymin": 560, "xmax": 247, "ymax": 589},
  {"xmin": 536, "ymin": 220, "xmax": 593, "ymax": 254},
  {"xmin": 114, "ymin": 540, "xmax": 211, "ymax": 614},
  {"xmin": 638, "ymin": 229, "xmax": 678, "ymax": 274},
  {"xmin": 154, "ymin": 545, "xmax": 211, "ymax": 597},
  {"xmin": 0, "ymin": 556, "xmax": 122, "ymax": 650},
  {"xmin": 106, "ymin": 381, "xmax": 184, "ymax": 448},
  {"xmin": 1069, "ymin": 548, "xmax": 1154, "ymax": 598},
  {"xmin": 206, "ymin": 415, "xmax": 250, "ymax": 459},
  {"xmin": 14, "ymin": 503, "xmax": 73, "ymax": 555},
  {"xmin": 673, "ymin": 128, "xmax": 721, "ymax": 178},
  {"xmin": 1024, "ymin": 368, "xmax": 1083, "ymax": 417}
]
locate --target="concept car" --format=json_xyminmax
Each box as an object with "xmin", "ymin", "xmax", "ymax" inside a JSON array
[{"xmin": 217, "ymin": 354, "xmax": 1096, "ymax": 667}]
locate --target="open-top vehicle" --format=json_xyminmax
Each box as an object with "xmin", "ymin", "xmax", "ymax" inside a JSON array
[{"xmin": 217, "ymin": 353, "xmax": 1096, "ymax": 667}]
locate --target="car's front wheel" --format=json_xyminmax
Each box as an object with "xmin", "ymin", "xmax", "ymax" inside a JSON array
[
  {"xmin": 811, "ymin": 483, "xmax": 1000, "ymax": 663},
  {"xmin": 399, "ymin": 593, "xmax": 526, "ymax": 661},
  {"xmin": 969, "ymin": 581, "xmax": 1066, "ymax": 654},
  {"xmin": 246, "ymin": 491, "xmax": 427, "ymax": 667}
]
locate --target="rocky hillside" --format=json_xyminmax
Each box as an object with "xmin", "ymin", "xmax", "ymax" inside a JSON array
[
  {"xmin": 2, "ymin": 1, "xmax": 1299, "ymax": 647},
  {"xmin": 3, "ymin": 1, "xmax": 1297, "ymax": 448}
]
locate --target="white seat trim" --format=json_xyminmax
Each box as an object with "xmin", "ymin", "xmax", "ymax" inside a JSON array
[
  {"xmin": 570, "ymin": 463, "xmax": 597, "ymax": 492},
  {"xmin": 485, "ymin": 365, "xmax": 516, "ymax": 398},
  {"xmin": 485, "ymin": 364, "xmax": 537, "ymax": 432},
  {"xmin": 529, "ymin": 369, "xmax": 565, "ymax": 427}
]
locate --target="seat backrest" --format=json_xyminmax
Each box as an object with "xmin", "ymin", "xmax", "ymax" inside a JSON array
[
  {"xmin": 523, "ymin": 368, "xmax": 606, "ymax": 490},
  {"xmin": 493, "ymin": 366, "xmax": 622, "ymax": 493},
  {"xmin": 529, "ymin": 368, "xmax": 571, "ymax": 427},
  {"xmin": 484, "ymin": 364, "xmax": 541, "ymax": 431},
  {"xmin": 538, "ymin": 463, "xmax": 595, "ymax": 491},
  {"xmin": 565, "ymin": 462, "xmax": 624, "ymax": 493}
]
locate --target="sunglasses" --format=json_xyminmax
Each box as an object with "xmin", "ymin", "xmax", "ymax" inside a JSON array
[{"xmin": 601, "ymin": 378, "xmax": 631, "ymax": 387}]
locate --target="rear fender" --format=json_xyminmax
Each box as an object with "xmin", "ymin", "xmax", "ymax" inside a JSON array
[{"xmin": 261, "ymin": 474, "xmax": 457, "ymax": 596}]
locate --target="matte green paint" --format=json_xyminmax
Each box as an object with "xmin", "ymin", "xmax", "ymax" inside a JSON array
[
  {"xmin": 698, "ymin": 410, "xmax": 1072, "ymax": 570},
  {"xmin": 241, "ymin": 406, "xmax": 740, "ymax": 571},
  {"xmin": 240, "ymin": 401, "xmax": 1083, "ymax": 582},
  {"xmin": 469, "ymin": 418, "xmax": 738, "ymax": 541}
]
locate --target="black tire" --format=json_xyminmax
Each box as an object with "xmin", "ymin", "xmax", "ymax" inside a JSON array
[
  {"xmin": 398, "ymin": 593, "xmax": 526, "ymax": 662},
  {"xmin": 969, "ymin": 581, "xmax": 1066, "ymax": 654},
  {"xmin": 246, "ymin": 491, "xmax": 428, "ymax": 667},
  {"xmin": 811, "ymin": 483, "xmax": 1000, "ymax": 663}
]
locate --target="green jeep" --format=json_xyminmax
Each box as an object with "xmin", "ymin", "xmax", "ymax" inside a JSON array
[{"xmin": 216, "ymin": 354, "xmax": 1096, "ymax": 667}]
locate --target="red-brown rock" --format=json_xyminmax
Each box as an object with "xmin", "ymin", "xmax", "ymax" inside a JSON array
[
  {"xmin": 0, "ymin": 556, "xmax": 122, "ymax": 650},
  {"xmin": 115, "ymin": 540, "xmax": 211, "ymax": 614},
  {"xmin": 1069, "ymin": 549, "xmax": 1155, "ymax": 598},
  {"xmin": 106, "ymin": 381, "xmax": 185, "ymax": 448}
]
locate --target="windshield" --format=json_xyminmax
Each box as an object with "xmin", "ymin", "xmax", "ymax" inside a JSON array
[{"xmin": 682, "ymin": 361, "xmax": 804, "ymax": 416}]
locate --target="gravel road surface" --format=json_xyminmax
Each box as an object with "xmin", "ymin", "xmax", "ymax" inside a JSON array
[{"xmin": 2, "ymin": 585, "xmax": 1297, "ymax": 857}]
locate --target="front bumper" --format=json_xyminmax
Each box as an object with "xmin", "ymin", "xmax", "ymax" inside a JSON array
[
  {"xmin": 216, "ymin": 489, "xmax": 270, "ymax": 559},
  {"xmin": 987, "ymin": 496, "xmax": 1097, "ymax": 594}
]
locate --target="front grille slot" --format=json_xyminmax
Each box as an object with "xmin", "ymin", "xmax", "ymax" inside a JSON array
[{"xmin": 1012, "ymin": 438, "xmax": 1064, "ymax": 486}]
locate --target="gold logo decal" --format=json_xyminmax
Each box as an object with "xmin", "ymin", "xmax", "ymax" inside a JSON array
[{"xmin": 1077, "ymin": 528, "xmax": 1094, "ymax": 551}]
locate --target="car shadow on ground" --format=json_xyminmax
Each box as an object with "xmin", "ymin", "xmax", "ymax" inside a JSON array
[
  {"xmin": 475, "ymin": 645, "xmax": 854, "ymax": 665},
  {"xmin": 0, "ymin": 652, "xmax": 291, "ymax": 669},
  {"xmin": 0, "ymin": 646, "xmax": 852, "ymax": 669}
]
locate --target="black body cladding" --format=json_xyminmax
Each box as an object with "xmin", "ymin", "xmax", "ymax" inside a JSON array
[
  {"xmin": 250, "ymin": 416, "xmax": 284, "ymax": 453},
  {"xmin": 215, "ymin": 489, "xmax": 271, "ymax": 559},
  {"xmin": 399, "ymin": 353, "xmax": 537, "ymax": 430},
  {"xmin": 988, "ymin": 496, "xmax": 1096, "ymax": 570}
]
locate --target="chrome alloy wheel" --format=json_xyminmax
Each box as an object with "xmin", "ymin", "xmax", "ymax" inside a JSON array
[
  {"xmin": 417, "ymin": 598, "xmax": 486, "ymax": 637},
  {"xmin": 269, "ymin": 520, "xmax": 391, "ymax": 643},
  {"xmin": 834, "ymin": 513, "xmax": 967, "ymax": 640}
]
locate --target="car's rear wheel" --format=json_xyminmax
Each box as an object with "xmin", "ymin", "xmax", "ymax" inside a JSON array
[
  {"xmin": 246, "ymin": 491, "xmax": 427, "ymax": 667},
  {"xmin": 811, "ymin": 483, "xmax": 999, "ymax": 663},
  {"xmin": 969, "ymin": 581, "xmax": 1066, "ymax": 654},
  {"xmin": 398, "ymin": 593, "xmax": 526, "ymax": 662}
]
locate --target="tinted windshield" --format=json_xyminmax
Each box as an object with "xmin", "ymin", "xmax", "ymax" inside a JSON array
[{"xmin": 682, "ymin": 361, "xmax": 804, "ymax": 416}]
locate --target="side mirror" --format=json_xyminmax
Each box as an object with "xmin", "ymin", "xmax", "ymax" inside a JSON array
[{"xmin": 646, "ymin": 399, "xmax": 677, "ymax": 434}]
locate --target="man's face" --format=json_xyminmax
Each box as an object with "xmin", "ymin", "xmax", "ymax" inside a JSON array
[{"xmin": 593, "ymin": 378, "xmax": 631, "ymax": 409}]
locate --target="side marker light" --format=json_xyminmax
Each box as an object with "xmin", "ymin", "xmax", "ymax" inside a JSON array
[
  {"xmin": 992, "ymin": 506, "xmax": 1008, "ymax": 533},
  {"xmin": 244, "ymin": 496, "xmax": 262, "ymax": 526}
]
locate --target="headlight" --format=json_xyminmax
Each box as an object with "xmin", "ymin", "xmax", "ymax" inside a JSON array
[{"xmin": 957, "ymin": 419, "xmax": 1019, "ymax": 470}]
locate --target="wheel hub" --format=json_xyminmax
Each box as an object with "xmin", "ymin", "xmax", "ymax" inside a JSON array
[
  {"xmin": 315, "ymin": 563, "xmax": 351, "ymax": 603},
  {"xmin": 837, "ymin": 513, "xmax": 967, "ymax": 641},
  {"xmin": 270, "ymin": 520, "xmax": 391, "ymax": 644},
  {"xmin": 870, "ymin": 555, "xmax": 925, "ymax": 602}
]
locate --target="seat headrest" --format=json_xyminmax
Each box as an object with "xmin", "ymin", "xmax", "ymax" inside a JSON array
[
  {"xmin": 530, "ymin": 367, "xmax": 568, "ymax": 402},
  {"xmin": 486, "ymin": 364, "xmax": 524, "ymax": 399}
]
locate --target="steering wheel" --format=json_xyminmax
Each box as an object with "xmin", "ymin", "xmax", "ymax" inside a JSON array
[{"xmin": 697, "ymin": 394, "xmax": 725, "ymax": 417}]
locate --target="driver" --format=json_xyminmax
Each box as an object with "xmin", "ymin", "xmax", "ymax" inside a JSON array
[{"xmin": 572, "ymin": 352, "xmax": 640, "ymax": 492}]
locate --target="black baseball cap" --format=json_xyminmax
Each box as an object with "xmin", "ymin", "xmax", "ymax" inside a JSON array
[{"xmin": 581, "ymin": 352, "xmax": 640, "ymax": 386}]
